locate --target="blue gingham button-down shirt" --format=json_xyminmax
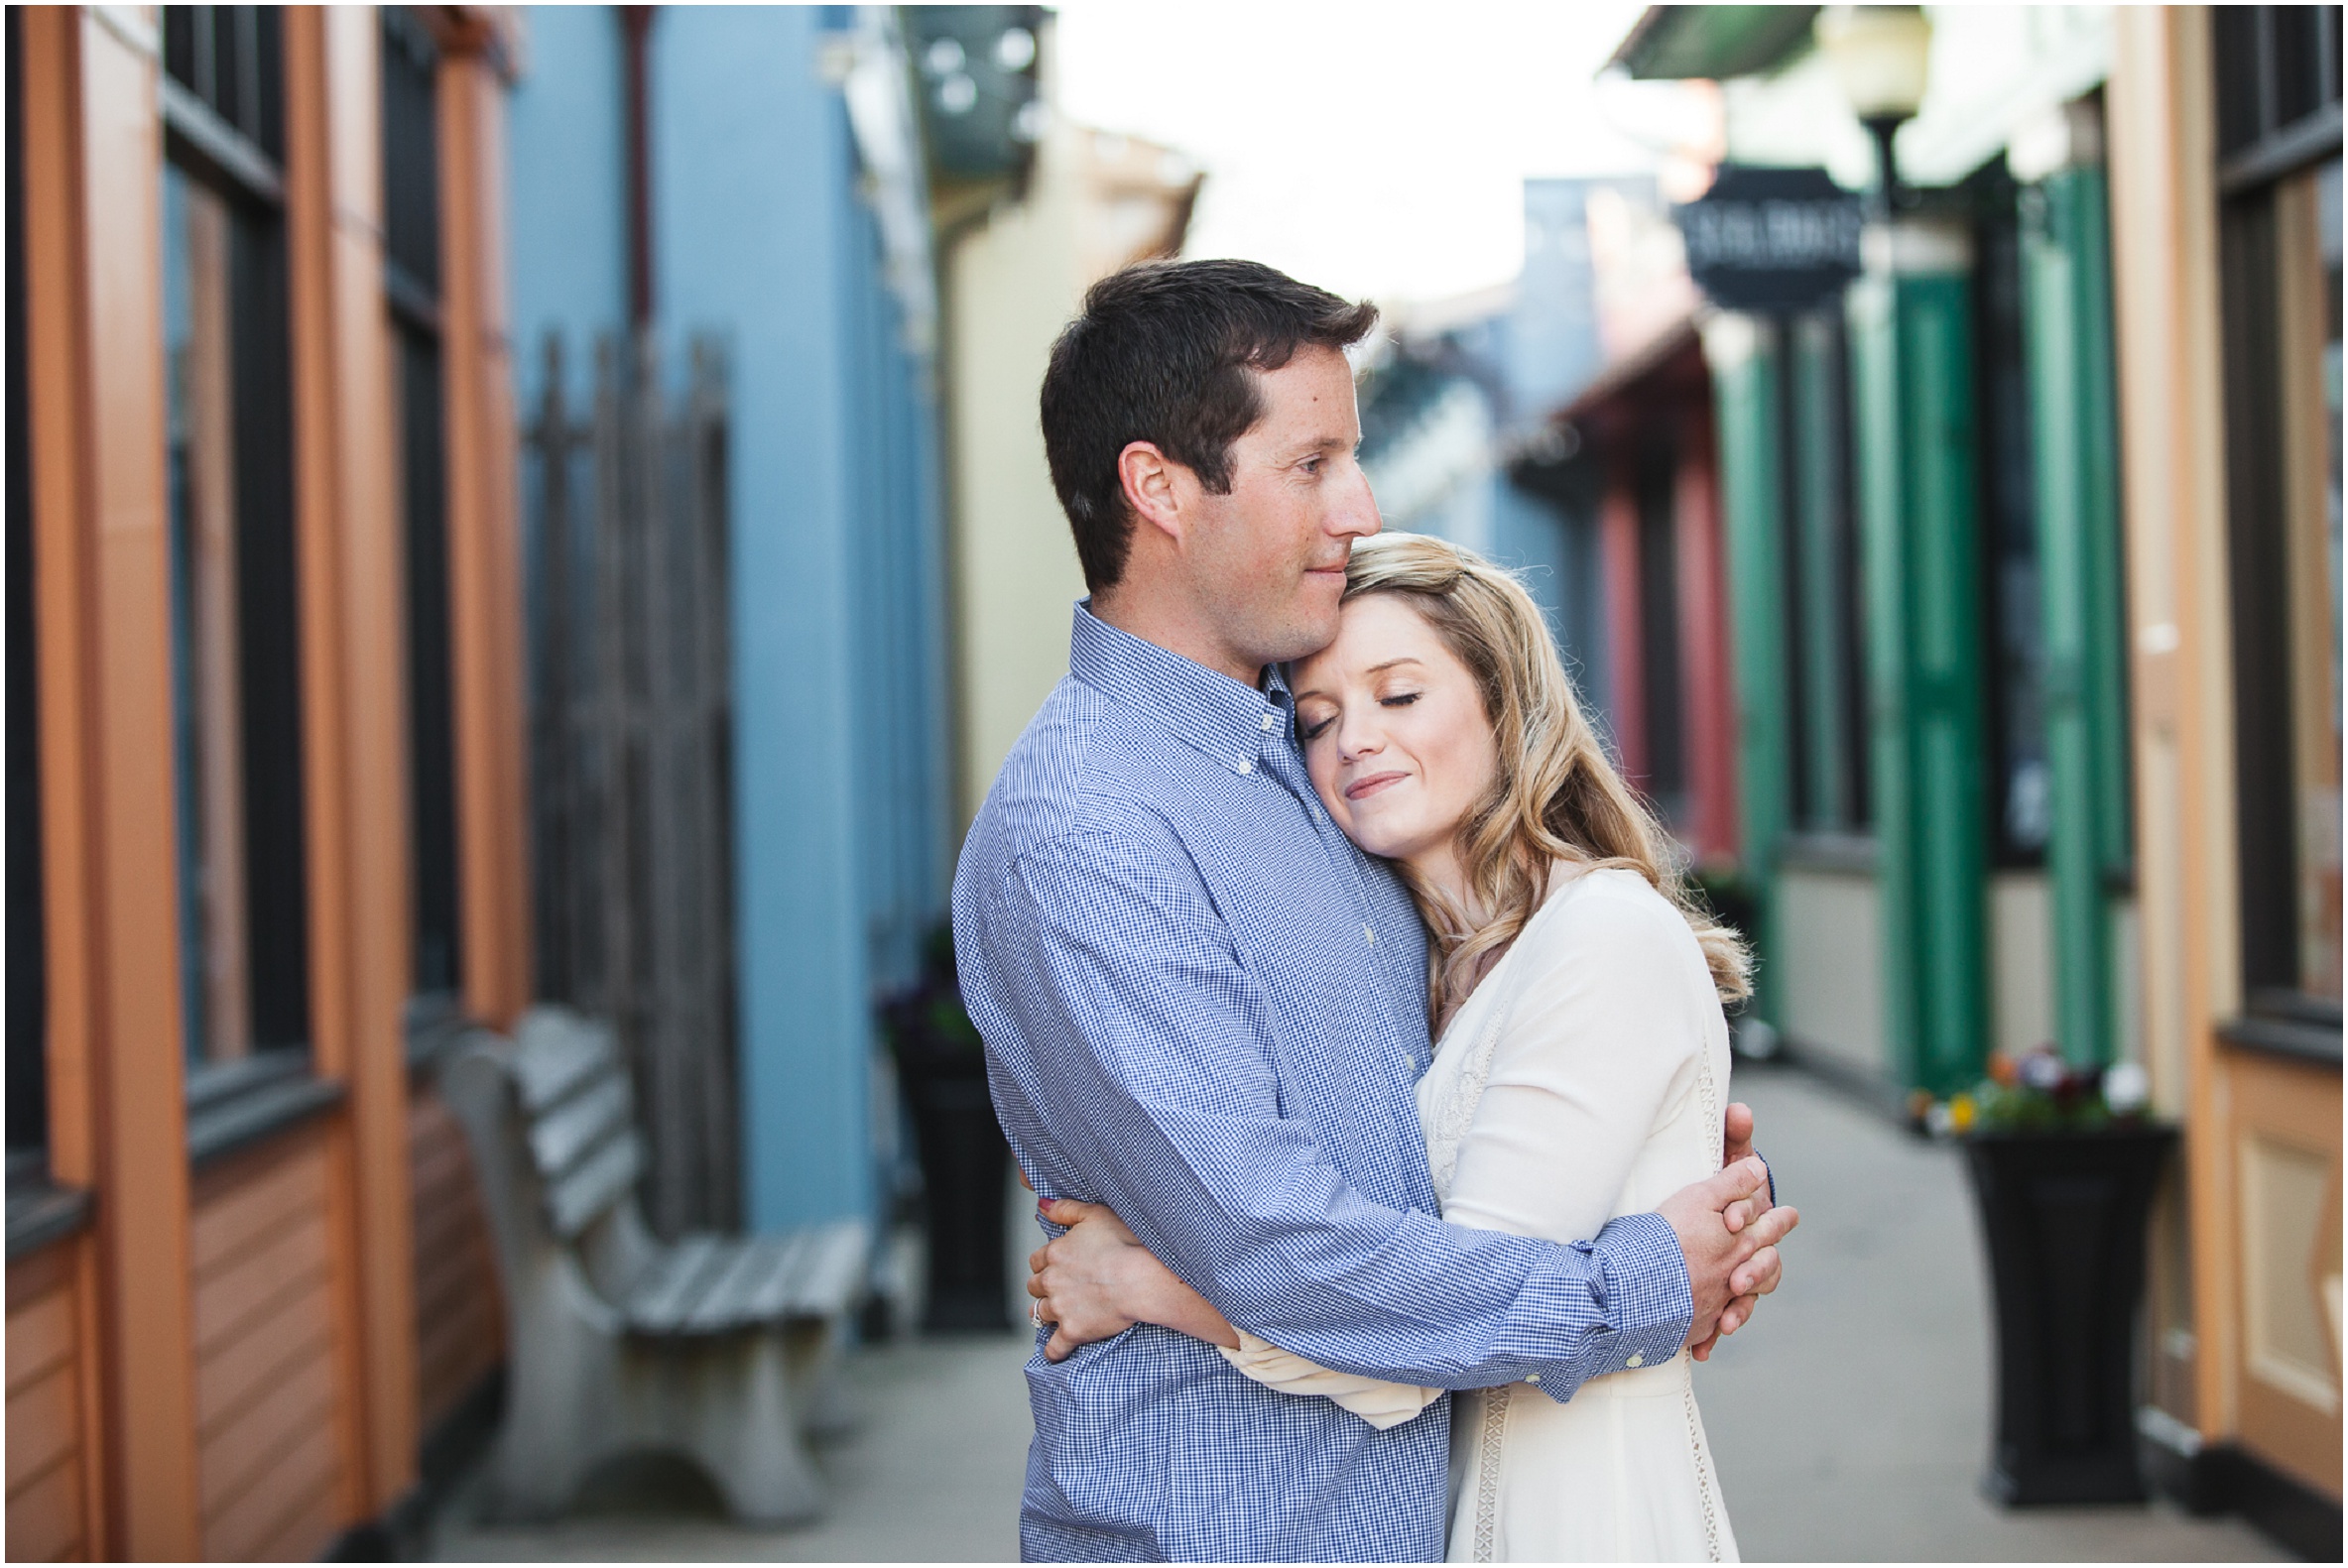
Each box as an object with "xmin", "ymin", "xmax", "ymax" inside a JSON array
[{"xmin": 953, "ymin": 605, "xmax": 1693, "ymax": 1563}]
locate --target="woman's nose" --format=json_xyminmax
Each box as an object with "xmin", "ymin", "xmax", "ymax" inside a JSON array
[{"xmin": 1337, "ymin": 714, "xmax": 1384, "ymax": 761}]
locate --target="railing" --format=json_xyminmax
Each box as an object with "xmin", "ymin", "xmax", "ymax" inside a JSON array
[{"xmin": 522, "ymin": 331, "xmax": 738, "ymax": 1238}]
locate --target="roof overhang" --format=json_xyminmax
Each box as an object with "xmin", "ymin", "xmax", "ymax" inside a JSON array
[
  {"xmin": 1553, "ymin": 312, "xmax": 1706, "ymax": 431},
  {"xmin": 1604, "ymin": 5, "xmax": 1820, "ymax": 81}
]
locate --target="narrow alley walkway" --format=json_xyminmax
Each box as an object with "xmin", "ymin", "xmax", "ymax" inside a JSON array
[
  {"xmin": 431, "ymin": 1328, "xmax": 1036, "ymax": 1562},
  {"xmin": 430, "ymin": 1068, "xmax": 2289, "ymax": 1562}
]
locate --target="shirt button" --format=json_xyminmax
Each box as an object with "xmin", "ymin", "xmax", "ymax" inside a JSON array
[
  {"xmin": 1237, "ymin": 759, "xmax": 1253, "ymax": 775},
  {"xmin": 1260, "ymin": 713, "xmax": 1278, "ymax": 731},
  {"xmin": 1626, "ymin": 1354, "xmax": 1644, "ymax": 1369},
  {"xmin": 1364, "ymin": 925, "xmax": 1376, "ymax": 946},
  {"xmin": 1525, "ymin": 1373, "xmax": 1541, "ymax": 1385}
]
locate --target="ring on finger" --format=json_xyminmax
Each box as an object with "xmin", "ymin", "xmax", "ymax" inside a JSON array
[{"xmin": 1030, "ymin": 1300, "xmax": 1045, "ymax": 1330}]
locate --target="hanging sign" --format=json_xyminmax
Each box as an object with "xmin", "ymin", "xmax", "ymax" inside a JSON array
[{"xmin": 1673, "ymin": 165, "xmax": 1864, "ymax": 312}]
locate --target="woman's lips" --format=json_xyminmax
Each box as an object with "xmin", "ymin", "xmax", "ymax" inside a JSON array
[{"xmin": 1344, "ymin": 771, "xmax": 1409, "ymax": 801}]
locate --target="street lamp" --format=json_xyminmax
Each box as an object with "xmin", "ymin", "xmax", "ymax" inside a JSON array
[{"xmin": 1814, "ymin": 5, "xmax": 1933, "ymax": 213}]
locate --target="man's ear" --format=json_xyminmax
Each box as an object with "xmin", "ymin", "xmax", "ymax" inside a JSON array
[{"xmin": 1117, "ymin": 440, "xmax": 1184, "ymax": 543}]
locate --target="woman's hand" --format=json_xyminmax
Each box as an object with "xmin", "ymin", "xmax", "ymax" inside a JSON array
[{"xmin": 1027, "ymin": 1197, "xmax": 1241, "ymax": 1362}]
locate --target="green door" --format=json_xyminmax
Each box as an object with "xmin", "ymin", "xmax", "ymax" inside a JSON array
[{"xmin": 2022, "ymin": 164, "xmax": 2131, "ymax": 1068}]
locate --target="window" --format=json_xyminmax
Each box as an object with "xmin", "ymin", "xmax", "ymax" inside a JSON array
[
  {"xmin": 160, "ymin": 7, "xmax": 310, "ymax": 1071},
  {"xmin": 1781, "ymin": 309, "xmax": 1871, "ymax": 837},
  {"xmin": 382, "ymin": 9, "xmax": 462, "ymax": 1007},
  {"xmin": 1634, "ymin": 435, "xmax": 1688, "ymax": 825},
  {"xmin": 1969, "ymin": 161, "xmax": 2051, "ymax": 865},
  {"xmin": 2215, "ymin": 7, "xmax": 2343, "ymax": 1020},
  {"xmin": 7, "ymin": 5, "xmax": 46, "ymax": 1164}
]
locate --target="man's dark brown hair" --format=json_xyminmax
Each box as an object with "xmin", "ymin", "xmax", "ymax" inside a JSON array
[{"xmin": 1040, "ymin": 259, "xmax": 1379, "ymax": 593}]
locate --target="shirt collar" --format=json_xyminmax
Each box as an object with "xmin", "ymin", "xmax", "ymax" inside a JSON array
[{"xmin": 1068, "ymin": 601, "xmax": 1291, "ymax": 775}]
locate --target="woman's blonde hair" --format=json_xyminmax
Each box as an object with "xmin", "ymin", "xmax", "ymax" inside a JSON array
[{"xmin": 1335, "ymin": 532, "xmax": 1752, "ymax": 1022}]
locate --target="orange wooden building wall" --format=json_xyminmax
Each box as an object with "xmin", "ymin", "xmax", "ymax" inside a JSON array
[{"xmin": 6, "ymin": 8, "xmax": 525, "ymax": 1559}]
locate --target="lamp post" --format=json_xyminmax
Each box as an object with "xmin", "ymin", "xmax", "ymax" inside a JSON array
[{"xmin": 1814, "ymin": 5, "xmax": 1933, "ymax": 217}]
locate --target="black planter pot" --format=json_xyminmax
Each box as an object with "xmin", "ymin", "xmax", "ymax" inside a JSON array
[
  {"xmin": 899, "ymin": 1065, "xmax": 1013, "ymax": 1333},
  {"xmin": 1962, "ymin": 1123, "xmax": 2177, "ymax": 1506}
]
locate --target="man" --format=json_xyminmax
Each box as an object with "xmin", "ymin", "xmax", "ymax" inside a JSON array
[{"xmin": 952, "ymin": 259, "xmax": 1792, "ymax": 1562}]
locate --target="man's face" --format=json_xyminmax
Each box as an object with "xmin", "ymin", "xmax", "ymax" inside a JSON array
[{"xmin": 1176, "ymin": 345, "xmax": 1381, "ymax": 669}]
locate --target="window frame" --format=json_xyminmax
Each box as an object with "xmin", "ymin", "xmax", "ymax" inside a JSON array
[
  {"xmin": 380, "ymin": 5, "xmax": 465, "ymax": 1023},
  {"xmin": 2213, "ymin": 5, "xmax": 2344, "ymax": 1052},
  {"xmin": 159, "ymin": 6, "xmax": 318, "ymax": 1123},
  {"xmin": 7, "ymin": 3, "xmax": 49, "ymax": 1175}
]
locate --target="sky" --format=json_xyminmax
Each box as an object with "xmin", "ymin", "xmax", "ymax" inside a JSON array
[{"xmin": 1051, "ymin": 0, "xmax": 1671, "ymax": 307}]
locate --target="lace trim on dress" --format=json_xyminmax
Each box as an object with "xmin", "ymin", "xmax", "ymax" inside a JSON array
[
  {"xmin": 1681, "ymin": 1372, "xmax": 1724, "ymax": 1563},
  {"xmin": 1426, "ymin": 995, "xmax": 1513, "ymax": 1204},
  {"xmin": 1470, "ymin": 1386, "xmax": 1514, "ymax": 1563}
]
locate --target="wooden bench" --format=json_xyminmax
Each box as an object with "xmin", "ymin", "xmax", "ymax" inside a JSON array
[{"xmin": 440, "ymin": 1006, "xmax": 868, "ymax": 1523}]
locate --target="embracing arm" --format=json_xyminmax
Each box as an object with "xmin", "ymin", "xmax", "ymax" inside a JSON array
[
  {"xmin": 1029, "ymin": 1195, "xmax": 1443, "ymax": 1428},
  {"xmin": 965, "ymin": 829, "xmax": 1696, "ymax": 1401},
  {"xmin": 1030, "ymin": 880, "xmax": 1715, "ymax": 1418}
]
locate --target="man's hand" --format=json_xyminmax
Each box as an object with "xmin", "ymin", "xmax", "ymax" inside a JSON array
[
  {"xmin": 1656, "ymin": 1156, "xmax": 1797, "ymax": 1356},
  {"xmin": 1691, "ymin": 1100, "xmax": 1777, "ymax": 1360}
]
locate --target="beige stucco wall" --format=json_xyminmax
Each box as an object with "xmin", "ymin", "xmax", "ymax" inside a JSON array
[
  {"xmin": 1776, "ymin": 865, "xmax": 1887, "ymax": 1079},
  {"xmin": 943, "ymin": 140, "xmax": 1091, "ymax": 829},
  {"xmin": 942, "ymin": 99, "xmax": 1197, "ymax": 828},
  {"xmin": 1988, "ymin": 869, "xmax": 2056, "ymax": 1061}
]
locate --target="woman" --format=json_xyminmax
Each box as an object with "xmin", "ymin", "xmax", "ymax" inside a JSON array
[{"xmin": 1027, "ymin": 533, "xmax": 1756, "ymax": 1563}]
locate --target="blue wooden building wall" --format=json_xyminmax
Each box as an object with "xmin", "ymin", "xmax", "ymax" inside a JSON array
[{"xmin": 506, "ymin": 6, "xmax": 951, "ymax": 1236}]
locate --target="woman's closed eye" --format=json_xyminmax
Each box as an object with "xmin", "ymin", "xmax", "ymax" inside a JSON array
[
  {"xmin": 1380, "ymin": 691, "xmax": 1421, "ymax": 709},
  {"xmin": 1299, "ymin": 714, "xmax": 1335, "ymax": 742}
]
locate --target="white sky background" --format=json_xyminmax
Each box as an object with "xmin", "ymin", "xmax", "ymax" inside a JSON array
[{"xmin": 1051, "ymin": 0, "xmax": 1666, "ymax": 306}]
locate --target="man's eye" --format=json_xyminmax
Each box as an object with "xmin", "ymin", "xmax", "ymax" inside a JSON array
[
  {"xmin": 1300, "ymin": 459, "xmax": 1321, "ymax": 476},
  {"xmin": 1299, "ymin": 716, "xmax": 1334, "ymax": 741}
]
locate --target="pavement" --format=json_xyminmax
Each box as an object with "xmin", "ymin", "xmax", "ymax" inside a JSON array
[
  {"xmin": 427, "ymin": 1066, "xmax": 2290, "ymax": 1563},
  {"xmin": 1689, "ymin": 1065, "xmax": 2281, "ymax": 1563}
]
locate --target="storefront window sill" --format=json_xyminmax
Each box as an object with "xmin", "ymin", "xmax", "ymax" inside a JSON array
[
  {"xmin": 405, "ymin": 991, "xmax": 480, "ymax": 1077},
  {"xmin": 6, "ymin": 1151, "xmax": 93, "ymax": 1260},
  {"xmin": 1778, "ymin": 831, "xmax": 1879, "ymax": 876},
  {"xmin": 186, "ymin": 1051, "xmax": 345, "ymax": 1169},
  {"xmin": 2218, "ymin": 999, "xmax": 2343, "ymax": 1068}
]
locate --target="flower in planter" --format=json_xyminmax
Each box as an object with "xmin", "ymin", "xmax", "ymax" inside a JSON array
[
  {"xmin": 1922, "ymin": 1092, "xmax": 1977, "ymax": 1137},
  {"xmin": 1915, "ymin": 1045, "xmax": 2158, "ymax": 1138},
  {"xmin": 2103, "ymin": 1060, "xmax": 2151, "ymax": 1115}
]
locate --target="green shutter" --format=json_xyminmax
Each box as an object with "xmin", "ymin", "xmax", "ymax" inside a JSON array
[
  {"xmin": 1710, "ymin": 318, "xmax": 1792, "ymax": 1027},
  {"xmin": 1848, "ymin": 244, "xmax": 1991, "ymax": 1097},
  {"xmin": 2023, "ymin": 165, "xmax": 2130, "ymax": 1067}
]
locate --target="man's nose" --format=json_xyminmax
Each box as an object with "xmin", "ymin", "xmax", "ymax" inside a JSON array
[{"xmin": 1332, "ymin": 464, "xmax": 1381, "ymax": 541}]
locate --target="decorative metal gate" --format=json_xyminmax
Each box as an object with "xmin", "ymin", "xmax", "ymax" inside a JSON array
[{"xmin": 523, "ymin": 331, "xmax": 739, "ymax": 1237}]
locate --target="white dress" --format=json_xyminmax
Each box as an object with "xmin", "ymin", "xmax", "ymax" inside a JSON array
[{"xmin": 1220, "ymin": 866, "xmax": 1739, "ymax": 1562}]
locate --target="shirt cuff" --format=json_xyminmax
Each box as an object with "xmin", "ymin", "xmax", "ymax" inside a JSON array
[{"xmin": 1531, "ymin": 1211, "xmax": 1692, "ymax": 1404}]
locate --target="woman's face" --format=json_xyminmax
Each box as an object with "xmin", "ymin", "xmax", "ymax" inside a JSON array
[{"xmin": 1291, "ymin": 592, "xmax": 1499, "ymax": 875}]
